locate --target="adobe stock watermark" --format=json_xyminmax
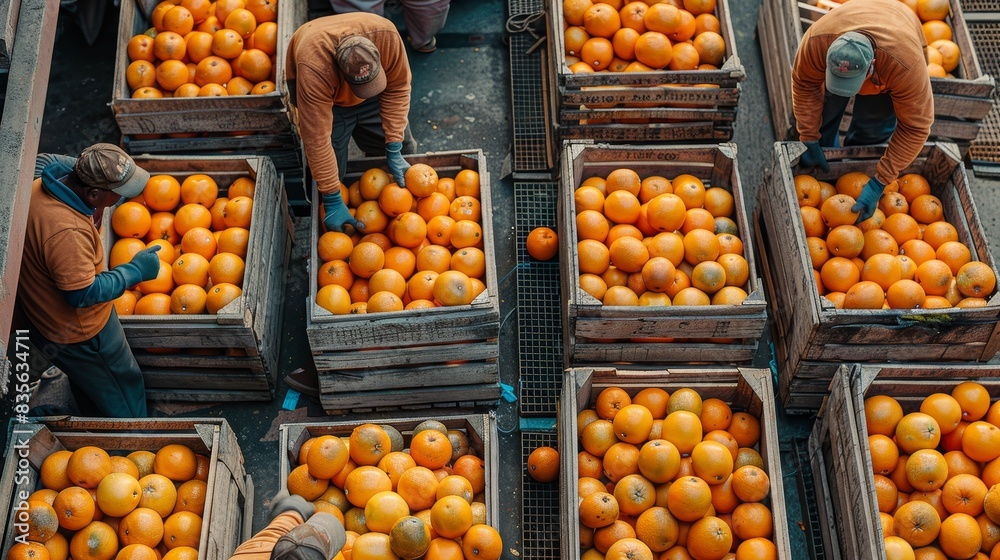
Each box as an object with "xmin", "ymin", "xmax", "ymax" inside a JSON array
[{"xmin": 10, "ymin": 329, "xmax": 36, "ymax": 542}]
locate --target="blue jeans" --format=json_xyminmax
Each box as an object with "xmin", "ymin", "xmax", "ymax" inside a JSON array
[
  {"xmin": 819, "ymin": 91, "xmax": 896, "ymax": 147},
  {"xmin": 331, "ymin": 98, "xmax": 415, "ymax": 183}
]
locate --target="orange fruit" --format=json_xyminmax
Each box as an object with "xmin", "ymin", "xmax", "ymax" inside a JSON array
[
  {"xmin": 67, "ymin": 447, "xmax": 113, "ymax": 489},
  {"xmin": 939, "ymin": 512, "xmax": 982, "ymax": 560},
  {"xmin": 69, "ymin": 521, "xmax": 118, "ymax": 560},
  {"xmin": 963, "ymin": 422, "xmax": 1000, "ymax": 462},
  {"xmin": 686, "ymin": 516, "xmax": 733, "ymax": 559},
  {"xmin": 894, "ymin": 500, "xmax": 942, "ymax": 548}
]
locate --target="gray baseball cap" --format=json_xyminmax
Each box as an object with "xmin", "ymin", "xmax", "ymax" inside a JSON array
[{"xmin": 826, "ymin": 32, "xmax": 875, "ymax": 97}]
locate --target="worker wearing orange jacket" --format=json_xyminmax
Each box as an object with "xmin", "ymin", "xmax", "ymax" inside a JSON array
[
  {"xmin": 287, "ymin": 12, "xmax": 413, "ymax": 233},
  {"xmin": 230, "ymin": 493, "xmax": 346, "ymax": 560},
  {"xmin": 791, "ymin": 0, "xmax": 933, "ymax": 223}
]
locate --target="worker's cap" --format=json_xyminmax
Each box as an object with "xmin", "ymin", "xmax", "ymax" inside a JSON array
[
  {"xmin": 74, "ymin": 143, "xmax": 149, "ymax": 198},
  {"xmin": 336, "ymin": 36, "xmax": 387, "ymax": 99},
  {"xmin": 271, "ymin": 513, "xmax": 348, "ymax": 560},
  {"xmin": 826, "ymin": 32, "xmax": 875, "ymax": 97}
]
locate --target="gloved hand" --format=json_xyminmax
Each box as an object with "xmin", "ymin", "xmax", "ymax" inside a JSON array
[
  {"xmin": 129, "ymin": 246, "xmax": 162, "ymax": 281},
  {"xmin": 799, "ymin": 141, "xmax": 830, "ymax": 173},
  {"xmin": 269, "ymin": 490, "xmax": 316, "ymax": 521},
  {"xmin": 852, "ymin": 177, "xmax": 886, "ymax": 223},
  {"xmin": 322, "ymin": 190, "xmax": 363, "ymax": 233},
  {"xmin": 386, "ymin": 142, "xmax": 410, "ymax": 187}
]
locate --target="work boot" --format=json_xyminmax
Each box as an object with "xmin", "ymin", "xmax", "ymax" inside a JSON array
[{"xmin": 271, "ymin": 513, "xmax": 348, "ymax": 560}]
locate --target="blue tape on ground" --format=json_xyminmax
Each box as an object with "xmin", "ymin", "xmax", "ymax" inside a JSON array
[
  {"xmin": 500, "ymin": 382, "xmax": 518, "ymax": 403},
  {"xmin": 282, "ymin": 389, "xmax": 300, "ymax": 410},
  {"xmin": 519, "ymin": 417, "xmax": 556, "ymax": 430}
]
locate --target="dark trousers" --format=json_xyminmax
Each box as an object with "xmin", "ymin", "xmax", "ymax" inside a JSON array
[
  {"xmin": 331, "ymin": 98, "xmax": 416, "ymax": 183},
  {"xmin": 29, "ymin": 309, "xmax": 148, "ymax": 417},
  {"xmin": 819, "ymin": 91, "xmax": 897, "ymax": 148}
]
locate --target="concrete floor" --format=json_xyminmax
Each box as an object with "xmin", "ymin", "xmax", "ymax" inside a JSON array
[{"xmin": 4, "ymin": 0, "xmax": 1000, "ymax": 557}]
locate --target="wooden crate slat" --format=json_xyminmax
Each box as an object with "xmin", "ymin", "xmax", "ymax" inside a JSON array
[
  {"xmin": 305, "ymin": 150, "xmax": 500, "ymax": 415},
  {"xmin": 558, "ymin": 122, "xmax": 731, "ymax": 142},
  {"xmin": 559, "ymin": 142, "xmax": 766, "ymax": 366},
  {"xmin": 559, "ymin": 368, "xmax": 792, "ymax": 560},
  {"xmin": 758, "ymin": 142, "xmax": 1000, "ymax": 410}
]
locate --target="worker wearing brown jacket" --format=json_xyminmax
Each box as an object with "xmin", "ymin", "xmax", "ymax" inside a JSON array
[
  {"xmin": 791, "ymin": 0, "xmax": 933, "ymax": 222},
  {"xmin": 287, "ymin": 12, "xmax": 413, "ymax": 232}
]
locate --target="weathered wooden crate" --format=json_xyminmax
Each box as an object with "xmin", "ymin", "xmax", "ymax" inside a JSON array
[
  {"xmin": 278, "ymin": 412, "xmax": 499, "ymax": 522},
  {"xmin": 306, "ymin": 150, "xmax": 501, "ymax": 414},
  {"xmin": 101, "ymin": 155, "xmax": 292, "ymax": 402},
  {"xmin": 0, "ymin": 418, "xmax": 253, "ymax": 560},
  {"xmin": 758, "ymin": 0, "xmax": 996, "ymax": 150},
  {"xmin": 808, "ymin": 364, "xmax": 1000, "ymax": 559},
  {"xmin": 558, "ymin": 142, "xmax": 767, "ymax": 366},
  {"xmin": 756, "ymin": 142, "xmax": 1000, "ymax": 413},
  {"xmin": 546, "ymin": 0, "xmax": 744, "ymax": 143},
  {"xmin": 0, "ymin": 0, "xmax": 18, "ymax": 69},
  {"xmin": 558, "ymin": 367, "xmax": 792, "ymax": 559},
  {"xmin": 122, "ymin": 130, "xmax": 303, "ymax": 178},
  {"xmin": 110, "ymin": 0, "xmax": 305, "ymax": 136}
]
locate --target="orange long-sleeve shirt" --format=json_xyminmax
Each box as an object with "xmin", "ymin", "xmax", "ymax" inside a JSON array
[
  {"xmin": 792, "ymin": 0, "xmax": 933, "ymax": 185},
  {"xmin": 286, "ymin": 13, "xmax": 412, "ymax": 194},
  {"xmin": 229, "ymin": 512, "xmax": 304, "ymax": 560}
]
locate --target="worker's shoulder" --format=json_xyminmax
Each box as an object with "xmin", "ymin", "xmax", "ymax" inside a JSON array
[{"xmin": 296, "ymin": 12, "xmax": 400, "ymax": 37}]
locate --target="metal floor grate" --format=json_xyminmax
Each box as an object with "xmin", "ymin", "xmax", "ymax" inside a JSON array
[
  {"xmin": 509, "ymin": 31, "xmax": 552, "ymax": 173},
  {"xmin": 508, "ymin": 0, "xmax": 544, "ymax": 17},
  {"xmin": 520, "ymin": 430, "xmax": 561, "ymax": 560},
  {"xmin": 968, "ymin": 22, "xmax": 1000, "ymax": 164},
  {"xmin": 516, "ymin": 182, "xmax": 562, "ymax": 416},
  {"xmin": 793, "ymin": 438, "xmax": 828, "ymax": 560},
  {"xmin": 960, "ymin": 0, "xmax": 1000, "ymax": 12}
]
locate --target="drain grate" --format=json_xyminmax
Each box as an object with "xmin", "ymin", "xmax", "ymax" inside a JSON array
[
  {"xmin": 508, "ymin": 0, "xmax": 543, "ymax": 16},
  {"xmin": 516, "ymin": 182, "xmax": 562, "ymax": 416},
  {"xmin": 520, "ymin": 430, "xmax": 561, "ymax": 560},
  {"xmin": 509, "ymin": 30, "xmax": 552, "ymax": 173},
  {"xmin": 960, "ymin": 0, "xmax": 1000, "ymax": 12},
  {"xmin": 968, "ymin": 22, "xmax": 1000, "ymax": 165},
  {"xmin": 793, "ymin": 438, "xmax": 828, "ymax": 560}
]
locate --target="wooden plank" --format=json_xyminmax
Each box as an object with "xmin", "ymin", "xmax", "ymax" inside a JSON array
[
  {"xmin": 560, "ymin": 368, "xmax": 792, "ymax": 560},
  {"xmin": 314, "ymin": 341, "xmax": 498, "ymax": 371},
  {"xmin": 319, "ymin": 382, "xmax": 501, "ymax": 412},
  {"xmin": 0, "ymin": 0, "xmax": 59, "ymax": 392},
  {"xmin": 560, "ymin": 142, "xmax": 767, "ymax": 366},
  {"xmin": 317, "ymin": 360, "xmax": 498, "ymax": 392},
  {"xmin": 560, "ymin": 106, "xmax": 738, "ymax": 122},
  {"xmin": 558, "ymin": 121, "xmax": 730, "ymax": 142},
  {"xmin": 0, "ymin": 0, "xmax": 18, "ymax": 69}
]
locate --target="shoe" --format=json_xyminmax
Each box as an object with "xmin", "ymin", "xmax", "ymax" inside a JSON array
[
  {"xmin": 284, "ymin": 368, "xmax": 319, "ymax": 398},
  {"xmin": 412, "ymin": 36, "xmax": 436, "ymax": 53}
]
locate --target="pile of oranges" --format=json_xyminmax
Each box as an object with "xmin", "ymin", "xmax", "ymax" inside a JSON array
[
  {"xmin": 286, "ymin": 421, "xmax": 502, "ymax": 560},
  {"xmin": 861, "ymin": 382, "xmax": 1000, "ymax": 559},
  {"xmin": 821, "ymin": 0, "xmax": 961, "ymax": 79},
  {"xmin": 794, "ymin": 171, "xmax": 996, "ymax": 309},
  {"xmin": 125, "ymin": 0, "xmax": 279, "ymax": 98},
  {"xmin": 574, "ymin": 386, "xmax": 777, "ymax": 560},
  {"xmin": 573, "ymin": 168, "xmax": 750, "ymax": 308},
  {"xmin": 562, "ymin": 0, "xmax": 727, "ymax": 73},
  {"xmin": 315, "ymin": 164, "xmax": 488, "ymax": 314},
  {"xmin": 10, "ymin": 444, "xmax": 208, "ymax": 560},
  {"xmin": 109, "ymin": 173, "xmax": 257, "ymax": 316}
]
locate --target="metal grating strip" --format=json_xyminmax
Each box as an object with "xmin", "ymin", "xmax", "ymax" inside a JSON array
[
  {"xmin": 509, "ymin": 31, "xmax": 551, "ymax": 173},
  {"xmin": 508, "ymin": 0, "xmax": 543, "ymax": 17},
  {"xmin": 520, "ymin": 430, "xmax": 561, "ymax": 560},
  {"xmin": 968, "ymin": 22, "xmax": 1000, "ymax": 164},
  {"xmin": 960, "ymin": 0, "xmax": 1000, "ymax": 12},
  {"xmin": 516, "ymin": 182, "xmax": 562, "ymax": 416},
  {"xmin": 793, "ymin": 438, "xmax": 827, "ymax": 560}
]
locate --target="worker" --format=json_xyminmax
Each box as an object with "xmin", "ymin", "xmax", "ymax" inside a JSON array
[
  {"xmin": 231, "ymin": 493, "xmax": 346, "ymax": 560},
  {"xmin": 286, "ymin": 12, "xmax": 414, "ymax": 234},
  {"xmin": 791, "ymin": 0, "xmax": 933, "ymax": 223},
  {"xmin": 326, "ymin": 0, "xmax": 451, "ymax": 53},
  {"xmin": 18, "ymin": 144, "xmax": 160, "ymax": 417}
]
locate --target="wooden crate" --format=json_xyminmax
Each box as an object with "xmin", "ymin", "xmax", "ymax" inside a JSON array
[
  {"xmin": 278, "ymin": 412, "xmax": 499, "ymax": 523},
  {"xmin": 808, "ymin": 364, "xmax": 1000, "ymax": 559},
  {"xmin": 558, "ymin": 367, "xmax": 792, "ymax": 559},
  {"xmin": 546, "ymin": 0, "xmax": 744, "ymax": 143},
  {"xmin": 101, "ymin": 155, "xmax": 292, "ymax": 402},
  {"xmin": 756, "ymin": 142, "xmax": 1000, "ymax": 413},
  {"xmin": 0, "ymin": 418, "xmax": 253, "ymax": 560},
  {"xmin": 558, "ymin": 142, "xmax": 767, "ymax": 366},
  {"xmin": 306, "ymin": 150, "xmax": 501, "ymax": 414},
  {"xmin": 110, "ymin": 0, "xmax": 305, "ymax": 136},
  {"xmin": 758, "ymin": 0, "xmax": 996, "ymax": 149},
  {"xmin": 122, "ymin": 130, "xmax": 303, "ymax": 178}
]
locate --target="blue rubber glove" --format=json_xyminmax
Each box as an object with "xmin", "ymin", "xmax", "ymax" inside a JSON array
[
  {"xmin": 852, "ymin": 177, "xmax": 885, "ymax": 223},
  {"xmin": 386, "ymin": 142, "xmax": 410, "ymax": 187},
  {"xmin": 799, "ymin": 141, "xmax": 830, "ymax": 173},
  {"xmin": 63, "ymin": 246, "xmax": 161, "ymax": 308},
  {"xmin": 322, "ymin": 190, "xmax": 363, "ymax": 232}
]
